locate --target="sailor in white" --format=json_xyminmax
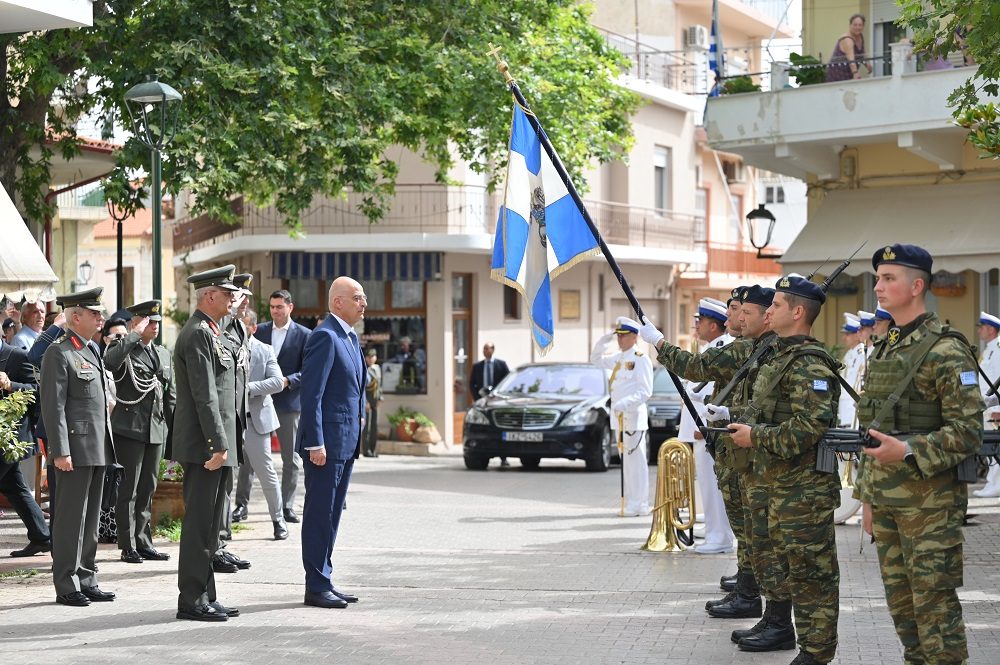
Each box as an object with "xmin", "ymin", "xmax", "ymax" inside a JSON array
[
  {"xmin": 590, "ymin": 316, "xmax": 654, "ymax": 516},
  {"xmin": 871, "ymin": 306, "xmax": 893, "ymax": 353},
  {"xmin": 838, "ymin": 313, "xmax": 864, "ymax": 427},
  {"xmin": 678, "ymin": 298, "xmax": 735, "ymax": 554},
  {"xmin": 975, "ymin": 311, "xmax": 1000, "ymax": 498}
]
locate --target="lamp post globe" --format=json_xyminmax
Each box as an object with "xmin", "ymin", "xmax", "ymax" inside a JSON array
[{"xmin": 745, "ymin": 203, "xmax": 779, "ymax": 259}]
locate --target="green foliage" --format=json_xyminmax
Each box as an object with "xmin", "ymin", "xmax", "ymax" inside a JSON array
[
  {"xmin": 0, "ymin": 391, "xmax": 36, "ymax": 463},
  {"xmin": 0, "ymin": 568, "xmax": 39, "ymax": 581},
  {"xmin": 721, "ymin": 76, "xmax": 761, "ymax": 95},
  {"xmin": 154, "ymin": 514, "xmax": 182, "ymax": 542},
  {"xmin": 158, "ymin": 458, "xmax": 184, "ymax": 482},
  {"xmin": 788, "ymin": 53, "xmax": 826, "ymax": 86},
  {"xmin": 387, "ymin": 405, "xmax": 434, "ymax": 428},
  {"xmin": 899, "ymin": 0, "xmax": 1000, "ymax": 157},
  {"xmin": 231, "ymin": 522, "xmax": 249, "ymax": 534},
  {"xmin": 1, "ymin": 1, "xmax": 639, "ymax": 231}
]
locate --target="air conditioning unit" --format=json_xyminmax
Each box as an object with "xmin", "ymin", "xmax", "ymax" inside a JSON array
[{"xmin": 685, "ymin": 24, "xmax": 710, "ymax": 50}]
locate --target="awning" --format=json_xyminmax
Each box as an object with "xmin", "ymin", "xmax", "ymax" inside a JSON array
[
  {"xmin": 0, "ymin": 184, "xmax": 58, "ymax": 302},
  {"xmin": 272, "ymin": 252, "xmax": 443, "ymax": 281},
  {"xmin": 779, "ymin": 181, "xmax": 1000, "ymax": 276}
]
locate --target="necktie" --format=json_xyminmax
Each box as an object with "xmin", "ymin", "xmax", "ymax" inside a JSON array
[{"xmin": 485, "ymin": 359, "xmax": 492, "ymax": 388}]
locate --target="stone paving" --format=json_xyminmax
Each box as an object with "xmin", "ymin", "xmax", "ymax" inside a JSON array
[{"xmin": 1, "ymin": 454, "xmax": 998, "ymax": 664}]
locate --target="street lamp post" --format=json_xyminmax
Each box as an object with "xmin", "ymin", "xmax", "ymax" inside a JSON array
[
  {"xmin": 106, "ymin": 184, "xmax": 139, "ymax": 310},
  {"xmin": 77, "ymin": 260, "xmax": 93, "ymax": 287},
  {"xmin": 745, "ymin": 203, "xmax": 781, "ymax": 259},
  {"xmin": 123, "ymin": 76, "xmax": 182, "ymax": 336}
]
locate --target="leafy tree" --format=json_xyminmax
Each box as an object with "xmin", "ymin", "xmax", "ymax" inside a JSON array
[
  {"xmin": 0, "ymin": 1, "xmax": 639, "ymax": 229},
  {"xmin": 899, "ymin": 1, "xmax": 1000, "ymax": 156}
]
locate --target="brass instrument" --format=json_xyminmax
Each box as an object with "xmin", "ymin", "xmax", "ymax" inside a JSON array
[
  {"xmin": 642, "ymin": 437, "xmax": 696, "ymax": 552},
  {"xmin": 617, "ymin": 412, "xmax": 625, "ymax": 516}
]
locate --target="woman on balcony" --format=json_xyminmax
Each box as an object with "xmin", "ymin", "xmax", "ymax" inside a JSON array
[{"xmin": 826, "ymin": 13, "xmax": 873, "ymax": 82}]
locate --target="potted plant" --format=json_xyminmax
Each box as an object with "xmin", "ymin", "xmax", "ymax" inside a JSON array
[
  {"xmin": 388, "ymin": 406, "xmax": 421, "ymax": 441},
  {"xmin": 0, "ymin": 391, "xmax": 35, "ymax": 464},
  {"xmin": 151, "ymin": 459, "xmax": 185, "ymax": 525},
  {"xmin": 788, "ymin": 52, "xmax": 827, "ymax": 86}
]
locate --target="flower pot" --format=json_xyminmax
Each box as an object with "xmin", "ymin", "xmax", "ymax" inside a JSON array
[
  {"xmin": 395, "ymin": 420, "xmax": 418, "ymax": 442},
  {"xmin": 152, "ymin": 480, "xmax": 185, "ymax": 525}
]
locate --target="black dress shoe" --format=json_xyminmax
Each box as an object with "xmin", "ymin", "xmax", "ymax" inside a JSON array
[
  {"xmin": 720, "ymin": 572, "xmax": 738, "ymax": 592},
  {"xmin": 137, "ymin": 547, "xmax": 170, "ymax": 561},
  {"xmin": 222, "ymin": 550, "xmax": 251, "ymax": 569},
  {"xmin": 304, "ymin": 590, "xmax": 348, "ymax": 609},
  {"xmin": 10, "ymin": 540, "xmax": 52, "ymax": 557},
  {"xmin": 231, "ymin": 504, "xmax": 248, "ymax": 522},
  {"xmin": 212, "ymin": 555, "xmax": 238, "ymax": 573},
  {"xmin": 220, "ymin": 531, "xmax": 232, "ymax": 541},
  {"xmin": 210, "ymin": 600, "xmax": 240, "ymax": 617},
  {"xmin": 120, "ymin": 548, "xmax": 144, "ymax": 564},
  {"xmin": 332, "ymin": 588, "xmax": 359, "ymax": 603},
  {"xmin": 283, "ymin": 508, "xmax": 300, "ymax": 523},
  {"xmin": 81, "ymin": 586, "xmax": 116, "ymax": 602},
  {"xmin": 177, "ymin": 605, "xmax": 228, "ymax": 622},
  {"xmin": 56, "ymin": 591, "xmax": 91, "ymax": 607},
  {"xmin": 273, "ymin": 521, "xmax": 289, "ymax": 540}
]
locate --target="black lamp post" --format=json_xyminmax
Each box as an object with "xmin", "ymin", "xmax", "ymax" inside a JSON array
[
  {"xmin": 123, "ymin": 76, "xmax": 182, "ymax": 336},
  {"xmin": 745, "ymin": 203, "xmax": 781, "ymax": 259},
  {"xmin": 106, "ymin": 184, "xmax": 140, "ymax": 310},
  {"xmin": 77, "ymin": 260, "xmax": 93, "ymax": 287}
]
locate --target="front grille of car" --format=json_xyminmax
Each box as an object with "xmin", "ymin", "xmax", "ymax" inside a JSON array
[
  {"xmin": 492, "ymin": 408, "xmax": 561, "ymax": 430},
  {"xmin": 648, "ymin": 405, "xmax": 681, "ymax": 419}
]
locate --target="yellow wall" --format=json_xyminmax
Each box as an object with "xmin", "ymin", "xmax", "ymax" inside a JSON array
[{"xmin": 803, "ymin": 0, "xmax": 867, "ymax": 61}]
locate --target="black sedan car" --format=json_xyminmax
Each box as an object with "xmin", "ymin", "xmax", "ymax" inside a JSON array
[
  {"xmin": 646, "ymin": 368, "xmax": 683, "ymax": 464},
  {"xmin": 463, "ymin": 362, "xmax": 613, "ymax": 471}
]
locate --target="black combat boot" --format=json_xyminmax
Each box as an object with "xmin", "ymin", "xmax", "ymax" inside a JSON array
[
  {"xmin": 720, "ymin": 571, "xmax": 738, "ymax": 592},
  {"xmin": 705, "ymin": 589, "xmax": 736, "ymax": 611},
  {"xmin": 731, "ymin": 600, "xmax": 772, "ymax": 643},
  {"xmin": 707, "ymin": 570, "xmax": 762, "ymax": 619},
  {"xmin": 789, "ymin": 650, "xmax": 822, "ymax": 664},
  {"xmin": 738, "ymin": 599, "xmax": 795, "ymax": 651}
]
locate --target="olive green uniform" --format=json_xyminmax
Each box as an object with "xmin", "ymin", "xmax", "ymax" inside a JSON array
[{"xmin": 855, "ymin": 313, "xmax": 982, "ymax": 664}]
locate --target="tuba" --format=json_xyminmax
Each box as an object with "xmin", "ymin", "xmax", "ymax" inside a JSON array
[{"xmin": 642, "ymin": 437, "xmax": 696, "ymax": 552}]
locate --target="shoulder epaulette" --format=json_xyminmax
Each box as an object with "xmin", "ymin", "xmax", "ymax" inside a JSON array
[{"xmin": 634, "ymin": 351, "xmax": 644, "ymax": 357}]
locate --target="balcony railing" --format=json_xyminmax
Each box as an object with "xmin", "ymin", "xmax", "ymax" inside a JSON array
[
  {"xmin": 707, "ymin": 242, "xmax": 782, "ymax": 275},
  {"xmin": 172, "ymin": 184, "xmax": 703, "ymax": 255}
]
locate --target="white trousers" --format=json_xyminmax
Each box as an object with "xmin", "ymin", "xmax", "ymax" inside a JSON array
[
  {"xmin": 693, "ymin": 439, "xmax": 734, "ymax": 547},
  {"xmin": 619, "ymin": 429, "xmax": 649, "ymax": 515},
  {"xmin": 982, "ymin": 464, "xmax": 1000, "ymax": 494}
]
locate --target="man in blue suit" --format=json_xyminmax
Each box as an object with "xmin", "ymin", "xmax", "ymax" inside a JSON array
[
  {"xmin": 243, "ymin": 289, "xmax": 310, "ymax": 524},
  {"xmin": 297, "ymin": 276, "xmax": 367, "ymax": 609}
]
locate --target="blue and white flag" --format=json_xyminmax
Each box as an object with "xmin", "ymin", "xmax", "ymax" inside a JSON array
[
  {"xmin": 708, "ymin": 0, "xmax": 725, "ymax": 97},
  {"xmin": 491, "ymin": 104, "xmax": 599, "ymax": 353}
]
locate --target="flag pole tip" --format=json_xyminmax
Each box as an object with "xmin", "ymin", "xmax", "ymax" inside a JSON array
[{"xmin": 487, "ymin": 42, "xmax": 515, "ymax": 84}]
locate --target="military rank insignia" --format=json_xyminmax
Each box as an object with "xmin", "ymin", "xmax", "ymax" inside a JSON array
[
  {"xmin": 70, "ymin": 336, "xmax": 83, "ymax": 350},
  {"xmin": 888, "ymin": 327, "xmax": 901, "ymax": 345},
  {"xmin": 625, "ymin": 361, "xmax": 635, "ymax": 370},
  {"xmin": 152, "ymin": 303, "xmax": 160, "ymax": 313},
  {"xmin": 882, "ymin": 246, "xmax": 896, "ymax": 261},
  {"xmin": 778, "ymin": 276, "xmax": 791, "ymax": 288}
]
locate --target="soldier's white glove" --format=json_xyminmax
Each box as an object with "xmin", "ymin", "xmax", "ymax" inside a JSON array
[
  {"xmin": 688, "ymin": 390, "xmax": 705, "ymax": 404},
  {"xmin": 985, "ymin": 393, "xmax": 999, "ymax": 409},
  {"xmin": 639, "ymin": 316, "xmax": 664, "ymax": 346},
  {"xmin": 598, "ymin": 331, "xmax": 615, "ymax": 344},
  {"xmin": 704, "ymin": 403, "xmax": 730, "ymax": 422}
]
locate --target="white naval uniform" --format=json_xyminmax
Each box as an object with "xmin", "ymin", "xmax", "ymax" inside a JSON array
[
  {"xmin": 838, "ymin": 343, "xmax": 866, "ymax": 427},
  {"xmin": 978, "ymin": 337, "xmax": 1000, "ymax": 494},
  {"xmin": 591, "ymin": 337, "xmax": 654, "ymax": 515},
  {"xmin": 679, "ymin": 333, "xmax": 735, "ymax": 550}
]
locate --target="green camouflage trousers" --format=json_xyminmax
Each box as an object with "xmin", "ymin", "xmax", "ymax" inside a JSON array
[
  {"xmin": 769, "ymin": 489, "xmax": 840, "ymax": 663},
  {"xmin": 872, "ymin": 504, "xmax": 968, "ymax": 665},
  {"xmin": 719, "ymin": 470, "xmax": 749, "ymax": 571},
  {"xmin": 740, "ymin": 469, "xmax": 788, "ymax": 601}
]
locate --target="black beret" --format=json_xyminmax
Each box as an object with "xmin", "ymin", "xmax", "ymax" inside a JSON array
[
  {"xmin": 775, "ymin": 274, "xmax": 826, "ymax": 304},
  {"xmin": 871, "ymin": 244, "xmax": 933, "ymax": 273},
  {"xmin": 742, "ymin": 285, "xmax": 775, "ymax": 308},
  {"xmin": 728, "ymin": 285, "xmax": 749, "ymax": 306}
]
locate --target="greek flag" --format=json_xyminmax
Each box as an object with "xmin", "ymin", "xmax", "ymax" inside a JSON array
[
  {"xmin": 708, "ymin": 0, "xmax": 725, "ymax": 97},
  {"xmin": 491, "ymin": 104, "xmax": 599, "ymax": 353}
]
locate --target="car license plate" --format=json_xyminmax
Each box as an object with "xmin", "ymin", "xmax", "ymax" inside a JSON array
[
  {"xmin": 650, "ymin": 418, "xmax": 667, "ymax": 427},
  {"xmin": 503, "ymin": 431, "xmax": 543, "ymax": 442}
]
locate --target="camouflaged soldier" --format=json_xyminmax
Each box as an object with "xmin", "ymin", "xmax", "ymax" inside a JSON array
[
  {"xmin": 855, "ymin": 244, "xmax": 982, "ymax": 665},
  {"xmin": 728, "ymin": 275, "xmax": 842, "ymax": 665}
]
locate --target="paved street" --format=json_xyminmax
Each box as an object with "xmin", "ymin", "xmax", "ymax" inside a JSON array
[{"xmin": 2, "ymin": 454, "xmax": 998, "ymax": 664}]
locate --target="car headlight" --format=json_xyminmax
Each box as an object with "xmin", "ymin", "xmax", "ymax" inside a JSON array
[
  {"xmin": 465, "ymin": 408, "xmax": 490, "ymax": 425},
  {"xmin": 562, "ymin": 408, "xmax": 599, "ymax": 426}
]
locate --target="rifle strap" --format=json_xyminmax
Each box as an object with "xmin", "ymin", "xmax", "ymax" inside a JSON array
[
  {"xmin": 712, "ymin": 339, "xmax": 773, "ymax": 406},
  {"xmin": 744, "ymin": 347, "xmax": 842, "ymax": 423}
]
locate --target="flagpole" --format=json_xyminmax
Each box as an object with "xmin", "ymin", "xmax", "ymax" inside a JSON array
[{"xmin": 489, "ymin": 47, "xmax": 709, "ymax": 445}]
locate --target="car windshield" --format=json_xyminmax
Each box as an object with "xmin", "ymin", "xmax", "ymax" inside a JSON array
[
  {"xmin": 496, "ymin": 365, "xmax": 606, "ymax": 397},
  {"xmin": 652, "ymin": 368, "xmax": 681, "ymax": 395}
]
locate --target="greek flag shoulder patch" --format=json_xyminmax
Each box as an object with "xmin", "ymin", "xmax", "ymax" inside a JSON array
[
  {"xmin": 960, "ymin": 371, "xmax": 977, "ymax": 386},
  {"xmin": 812, "ymin": 379, "xmax": 829, "ymax": 392}
]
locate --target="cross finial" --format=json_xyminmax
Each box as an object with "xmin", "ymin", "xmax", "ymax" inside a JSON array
[{"xmin": 487, "ymin": 42, "xmax": 514, "ymax": 84}]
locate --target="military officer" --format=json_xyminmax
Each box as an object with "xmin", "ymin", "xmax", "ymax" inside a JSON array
[
  {"xmin": 173, "ymin": 265, "xmax": 242, "ymax": 622},
  {"xmin": 856, "ymin": 244, "xmax": 982, "ymax": 665},
  {"xmin": 40, "ymin": 287, "xmax": 117, "ymax": 607},
  {"xmin": 590, "ymin": 316, "xmax": 653, "ymax": 516},
  {"xmin": 838, "ymin": 313, "xmax": 863, "ymax": 427},
  {"xmin": 727, "ymin": 275, "xmax": 842, "ymax": 665},
  {"xmin": 104, "ymin": 299, "xmax": 175, "ymax": 564},
  {"xmin": 974, "ymin": 310, "xmax": 1000, "ymax": 497},
  {"xmin": 872, "ymin": 305, "xmax": 892, "ymax": 341}
]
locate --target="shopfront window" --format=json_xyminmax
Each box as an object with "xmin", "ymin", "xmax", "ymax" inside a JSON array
[{"xmin": 361, "ymin": 280, "xmax": 427, "ymax": 395}]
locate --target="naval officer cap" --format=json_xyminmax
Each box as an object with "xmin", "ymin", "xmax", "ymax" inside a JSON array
[
  {"xmin": 775, "ymin": 274, "xmax": 826, "ymax": 304},
  {"xmin": 742, "ymin": 285, "xmax": 775, "ymax": 309},
  {"xmin": 128, "ymin": 299, "xmax": 162, "ymax": 321},
  {"xmin": 614, "ymin": 316, "xmax": 640, "ymax": 335},
  {"xmin": 979, "ymin": 311, "xmax": 1000, "ymax": 330},
  {"xmin": 56, "ymin": 286, "xmax": 105, "ymax": 312},
  {"xmin": 871, "ymin": 244, "xmax": 933, "ymax": 273},
  {"xmin": 842, "ymin": 313, "xmax": 860, "ymax": 333},
  {"xmin": 187, "ymin": 264, "xmax": 240, "ymax": 291},
  {"xmin": 858, "ymin": 310, "xmax": 876, "ymax": 327},
  {"xmin": 875, "ymin": 306, "xmax": 892, "ymax": 321},
  {"xmin": 728, "ymin": 285, "xmax": 749, "ymax": 306},
  {"xmin": 698, "ymin": 298, "xmax": 728, "ymax": 323},
  {"xmin": 232, "ymin": 273, "xmax": 253, "ymax": 296}
]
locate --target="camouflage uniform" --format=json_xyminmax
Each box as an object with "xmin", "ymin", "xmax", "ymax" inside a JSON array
[
  {"xmin": 745, "ymin": 336, "xmax": 841, "ymax": 663},
  {"xmin": 855, "ymin": 313, "xmax": 982, "ymax": 665}
]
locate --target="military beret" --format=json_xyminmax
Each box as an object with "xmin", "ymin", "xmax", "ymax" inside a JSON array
[
  {"xmin": 980, "ymin": 311, "xmax": 1000, "ymax": 330},
  {"xmin": 842, "ymin": 313, "xmax": 860, "ymax": 333},
  {"xmin": 128, "ymin": 299, "xmax": 162, "ymax": 321},
  {"xmin": 728, "ymin": 285, "xmax": 749, "ymax": 306},
  {"xmin": 56, "ymin": 286, "xmax": 104, "ymax": 312},
  {"xmin": 857, "ymin": 310, "xmax": 875, "ymax": 327},
  {"xmin": 614, "ymin": 316, "xmax": 640, "ymax": 334},
  {"xmin": 697, "ymin": 298, "xmax": 728, "ymax": 323},
  {"xmin": 775, "ymin": 274, "xmax": 826, "ymax": 304},
  {"xmin": 232, "ymin": 273, "xmax": 253, "ymax": 296},
  {"xmin": 871, "ymin": 244, "xmax": 933, "ymax": 273},
  {"xmin": 875, "ymin": 306, "xmax": 892, "ymax": 321},
  {"xmin": 187, "ymin": 265, "xmax": 239, "ymax": 291},
  {"xmin": 742, "ymin": 285, "xmax": 775, "ymax": 309}
]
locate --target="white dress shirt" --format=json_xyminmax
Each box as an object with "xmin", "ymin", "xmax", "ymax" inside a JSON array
[{"xmin": 271, "ymin": 318, "xmax": 292, "ymax": 357}]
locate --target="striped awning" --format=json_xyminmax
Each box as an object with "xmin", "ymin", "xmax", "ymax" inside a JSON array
[{"xmin": 272, "ymin": 252, "xmax": 443, "ymax": 281}]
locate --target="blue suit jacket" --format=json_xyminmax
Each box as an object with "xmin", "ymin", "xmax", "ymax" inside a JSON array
[
  {"xmin": 254, "ymin": 320, "xmax": 310, "ymax": 413},
  {"xmin": 295, "ymin": 316, "xmax": 365, "ymax": 461}
]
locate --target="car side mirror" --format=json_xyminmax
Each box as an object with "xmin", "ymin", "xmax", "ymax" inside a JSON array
[{"xmin": 479, "ymin": 386, "xmax": 491, "ymax": 397}]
